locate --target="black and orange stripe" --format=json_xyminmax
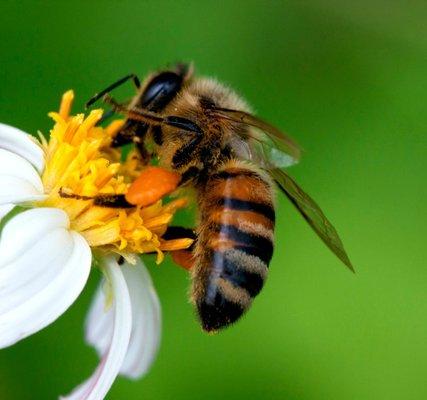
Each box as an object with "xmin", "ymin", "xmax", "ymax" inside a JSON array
[{"xmin": 192, "ymin": 160, "xmax": 275, "ymax": 331}]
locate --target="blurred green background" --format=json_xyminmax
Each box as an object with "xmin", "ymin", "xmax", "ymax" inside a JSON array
[{"xmin": 0, "ymin": 1, "xmax": 426, "ymax": 399}]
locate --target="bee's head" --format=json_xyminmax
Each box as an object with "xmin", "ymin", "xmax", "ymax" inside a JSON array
[{"xmin": 138, "ymin": 63, "xmax": 192, "ymax": 111}]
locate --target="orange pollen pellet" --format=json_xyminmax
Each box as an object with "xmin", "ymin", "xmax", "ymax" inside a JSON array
[{"xmin": 125, "ymin": 166, "xmax": 181, "ymax": 207}]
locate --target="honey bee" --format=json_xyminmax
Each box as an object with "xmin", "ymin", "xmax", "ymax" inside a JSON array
[{"xmin": 87, "ymin": 63, "xmax": 353, "ymax": 332}]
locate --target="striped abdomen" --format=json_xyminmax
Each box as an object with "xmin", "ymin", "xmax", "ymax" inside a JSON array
[{"xmin": 192, "ymin": 160, "xmax": 275, "ymax": 332}]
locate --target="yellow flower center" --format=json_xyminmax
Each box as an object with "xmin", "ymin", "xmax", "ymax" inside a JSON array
[{"xmin": 37, "ymin": 90, "xmax": 192, "ymax": 263}]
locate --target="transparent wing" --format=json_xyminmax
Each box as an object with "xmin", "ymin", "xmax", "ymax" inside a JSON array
[
  {"xmin": 270, "ymin": 168, "xmax": 354, "ymax": 272},
  {"xmin": 213, "ymin": 108, "xmax": 302, "ymax": 166},
  {"xmin": 213, "ymin": 107, "xmax": 352, "ymax": 270},
  {"xmin": 228, "ymin": 131, "xmax": 299, "ymax": 169},
  {"xmin": 251, "ymin": 133, "xmax": 300, "ymax": 168}
]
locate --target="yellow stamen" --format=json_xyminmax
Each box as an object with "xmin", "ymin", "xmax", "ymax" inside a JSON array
[
  {"xmin": 36, "ymin": 90, "xmax": 193, "ymax": 259},
  {"xmin": 105, "ymin": 119, "xmax": 125, "ymax": 137},
  {"xmin": 160, "ymin": 239, "xmax": 195, "ymax": 251},
  {"xmin": 144, "ymin": 213, "xmax": 173, "ymax": 229},
  {"xmin": 59, "ymin": 90, "xmax": 74, "ymax": 120}
]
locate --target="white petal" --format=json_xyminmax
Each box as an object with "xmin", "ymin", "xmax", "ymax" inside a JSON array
[
  {"xmin": 119, "ymin": 259, "xmax": 161, "ymax": 379},
  {"xmin": 0, "ymin": 208, "xmax": 70, "ymax": 267},
  {"xmin": 0, "ymin": 208, "xmax": 91, "ymax": 348},
  {"xmin": 85, "ymin": 258, "xmax": 162, "ymax": 380},
  {"xmin": 84, "ymin": 284, "xmax": 114, "ymax": 360},
  {"xmin": 61, "ymin": 255, "xmax": 132, "ymax": 400},
  {"xmin": 0, "ymin": 122, "xmax": 44, "ymax": 173},
  {"xmin": 0, "ymin": 229, "xmax": 74, "ymax": 313},
  {"xmin": 0, "ymin": 148, "xmax": 45, "ymax": 205}
]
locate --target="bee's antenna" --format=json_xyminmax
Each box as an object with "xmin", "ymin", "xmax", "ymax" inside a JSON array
[{"xmin": 85, "ymin": 73, "xmax": 141, "ymax": 109}]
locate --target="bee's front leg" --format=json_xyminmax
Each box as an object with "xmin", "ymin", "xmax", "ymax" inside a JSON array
[{"xmin": 134, "ymin": 136, "xmax": 152, "ymax": 165}]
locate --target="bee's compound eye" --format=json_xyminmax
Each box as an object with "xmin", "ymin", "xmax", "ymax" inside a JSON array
[{"xmin": 141, "ymin": 71, "xmax": 183, "ymax": 110}]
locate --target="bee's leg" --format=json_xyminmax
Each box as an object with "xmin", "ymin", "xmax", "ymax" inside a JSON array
[
  {"xmin": 179, "ymin": 166, "xmax": 206, "ymax": 186},
  {"xmin": 103, "ymin": 95, "xmax": 203, "ymax": 135},
  {"xmin": 163, "ymin": 226, "xmax": 196, "ymax": 271},
  {"xmin": 137, "ymin": 145, "xmax": 151, "ymax": 165},
  {"xmin": 110, "ymin": 120, "xmax": 138, "ymax": 147},
  {"xmin": 61, "ymin": 167, "xmax": 181, "ymax": 209},
  {"xmin": 163, "ymin": 226, "xmax": 196, "ymax": 241},
  {"xmin": 119, "ymin": 226, "xmax": 196, "ymax": 269},
  {"xmin": 59, "ymin": 189, "xmax": 134, "ymax": 208},
  {"xmin": 171, "ymin": 249, "xmax": 194, "ymax": 271},
  {"xmin": 93, "ymin": 194, "xmax": 134, "ymax": 208},
  {"xmin": 102, "ymin": 95, "xmax": 151, "ymax": 164},
  {"xmin": 133, "ymin": 135, "xmax": 151, "ymax": 165}
]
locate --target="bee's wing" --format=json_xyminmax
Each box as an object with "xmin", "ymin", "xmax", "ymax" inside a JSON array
[
  {"xmin": 214, "ymin": 107, "xmax": 353, "ymax": 271},
  {"xmin": 251, "ymin": 134, "xmax": 300, "ymax": 168},
  {"xmin": 214, "ymin": 108, "xmax": 302, "ymax": 166},
  {"xmin": 270, "ymin": 168, "xmax": 354, "ymax": 272}
]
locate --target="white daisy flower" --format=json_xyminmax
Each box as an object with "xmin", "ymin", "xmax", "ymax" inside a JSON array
[{"xmin": 0, "ymin": 91, "xmax": 192, "ymax": 399}]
